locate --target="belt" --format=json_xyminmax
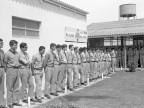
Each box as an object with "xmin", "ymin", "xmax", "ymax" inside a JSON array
[
  {"xmin": 34, "ymin": 68, "xmax": 43, "ymax": 70},
  {"xmin": 67, "ymin": 63, "xmax": 72, "ymax": 64},
  {"xmin": 20, "ymin": 66, "xmax": 30, "ymax": 69},
  {"xmin": 112, "ymin": 57, "xmax": 116, "ymax": 58},
  {"xmin": 91, "ymin": 61, "xmax": 95, "ymax": 62},
  {"xmin": 0, "ymin": 66, "xmax": 4, "ymax": 68},
  {"xmin": 82, "ymin": 62, "xmax": 87, "ymax": 63},
  {"xmin": 8, "ymin": 67, "xmax": 19, "ymax": 69}
]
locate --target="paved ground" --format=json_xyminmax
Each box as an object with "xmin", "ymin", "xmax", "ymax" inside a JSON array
[{"xmin": 34, "ymin": 70, "xmax": 144, "ymax": 108}]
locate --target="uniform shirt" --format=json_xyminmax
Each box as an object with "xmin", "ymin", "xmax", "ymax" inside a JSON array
[
  {"xmin": 66, "ymin": 50, "xmax": 73, "ymax": 64},
  {"xmin": 0, "ymin": 49, "xmax": 4, "ymax": 67},
  {"xmin": 111, "ymin": 50, "xmax": 116, "ymax": 58},
  {"xmin": 85, "ymin": 52, "xmax": 90, "ymax": 62},
  {"xmin": 72, "ymin": 52, "xmax": 78, "ymax": 64},
  {"xmin": 4, "ymin": 49, "xmax": 20, "ymax": 68},
  {"xmin": 43, "ymin": 50, "xmax": 55, "ymax": 67},
  {"xmin": 94, "ymin": 52, "xmax": 99, "ymax": 62},
  {"xmin": 101, "ymin": 52, "xmax": 105, "ymax": 61},
  {"xmin": 81, "ymin": 52, "xmax": 86, "ymax": 63},
  {"xmin": 103, "ymin": 53, "xmax": 107, "ymax": 61},
  {"xmin": 77, "ymin": 53, "xmax": 81, "ymax": 64},
  {"xmin": 19, "ymin": 50, "xmax": 30, "ymax": 67},
  {"xmin": 32, "ymin": 52, "xmax": 44, "ymax": 69},
  {"xmin": 98, "ymin": 52, "xmax": 102, "ymax": 61},
  {"xmin": 54, "ymin": 51, "xmax": 61, "ymax": 65},
  {"xmin": 107, "ymin": 53, "xmax": 111, "ymax": 61},
  {"xmin": 117, "ymin": 50, "xmax": 121, "ymax": 57},
  {"xmin": 61, "ymin": 50, "xmax": 67, "ymax": 64},
  {"xmin": 90, "ymin": 52, "xmax": 95, "ymax": 62}
]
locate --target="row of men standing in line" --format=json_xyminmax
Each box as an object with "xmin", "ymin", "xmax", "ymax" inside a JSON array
[
  {"xmin": 0, "ymin": 38, "xmax": 115, "ymax": 108},
  {"xmin": 116, "ymin": 47, "xmax": 144, "ymax": 68}
]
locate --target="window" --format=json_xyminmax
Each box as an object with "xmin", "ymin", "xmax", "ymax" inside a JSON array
[{"xmin": 12, "ymin": 17, "xmax": 41, "ymax": 37}]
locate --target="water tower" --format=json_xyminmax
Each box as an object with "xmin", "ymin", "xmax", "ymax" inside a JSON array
[{"xmin": 119, "ymin": 4, "xmax": 136, "ymax": 20}]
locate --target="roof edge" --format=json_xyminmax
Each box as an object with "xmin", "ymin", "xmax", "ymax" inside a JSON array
[{"xmin": 43, "ymin": 0, "xmax": 89, "ymax": 15}]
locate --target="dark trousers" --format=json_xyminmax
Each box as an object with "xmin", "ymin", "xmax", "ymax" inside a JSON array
[
  {"xmin": 0, "ymin": 68, "xmax": 6, "ymax": 106},
  {"xmin": 6, "ymin": 68, "xmax": 20, "ymax": 105}
]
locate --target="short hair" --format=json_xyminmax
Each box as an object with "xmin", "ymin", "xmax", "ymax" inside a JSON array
[
  {"xmin": 50, "ymin": 43, "xmax": 56, "ymax": 48},
  {"xmin": 74, "ymin": 46, "xmax": 78, "ymax": 51},
  {"xmin": 56, "ymin": 44, "xmax": 62, "ymax": 48},
  {"xmin": 20, "ymin": 42, "xmax": 27, "ymax": 49},
  {"xmin": 69, "ymin": 44, "xmax": 73, "ymax": 49},
  {"xmin": 0, "ymin": 38, "xmax": 3, "ymax": 42},
  {"xmin": 9, "ymin": 40, "xmax": 18, "ymax": 46},
  {"xmin": 62, "ymin": 44, "xmax": 67, "ymax": 49},
  {"xmin": 39, "ymin": 46, "xmax": 45, "ymax": 51}
]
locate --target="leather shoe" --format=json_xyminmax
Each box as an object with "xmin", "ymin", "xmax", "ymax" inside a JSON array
[
  {"xmin": 22, "ymin": 99, "xmax": 28, "ymax": 103},
  {"xmin": 0, "ymin": 105, "xmax": 7, "ymax": 108},
  {"xmin": 12, "ymin": 103, "xmax": 22, "ymax": 106},
  {"xmin": 31, "ymin": 98, "xmax": 37, "ymax": 102},
  {"xmin": 37, "ymin": 99, "xmax": 42, "ymax": 103},
  {"xmin": 45, "ymin": 94, "xmax": 51, "ymax": 99},
  {"xmin": 50, "ymin": 92, "xmax": 59, "ymax": 96},
  {"xmin": 8, "ymin": 105, "xmax": 13, "ymax": 108},
  {"xmin": 69, "ymin": 88, "xmax": 75, "ymax": 91},
  {"xmin": 57, "ymin": 90, "xmax": 65, "ymax": 93}
]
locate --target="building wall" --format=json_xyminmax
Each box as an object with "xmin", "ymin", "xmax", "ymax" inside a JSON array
[{"xmin": 0, "ymin": 0, "xmax": 87, "ymax": 56}]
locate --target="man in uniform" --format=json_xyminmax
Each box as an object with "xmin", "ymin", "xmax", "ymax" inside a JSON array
[
  {"xmin": 57, "ymin": 44, "xmax": 67, "ymax": 93},
  {"xmin": 4, "ymin": 40, "xmax": 22, "ymax": 108},
  {"xmin": 54, "ymin": 44, "xmax": 62, "ymax": 93},
  {"xmin": 111, "ymin": 48, "xmax": 117, "ymax": 73},
  {"xmin": 72, "ymin": 47, "xmax": 80, "ymax": 88},
  {"xmin": 117, "ymin": 47, "xmax": 122, "ymax": 68},
  {"xmin": 107, "ymin": 49, "xmax": 112, "ymax": 74},
  {"xmin": 140, "ymin": 47, "xmax": 144, "ymax": 68},
  {"xmin": 65, "ymin": 44, "xmax": 75, "ymax": 91},
  {"xmin": 19, "ymin": 42, "xmax": 37, "ymax": 103},
  {"xmin": 94, "ymin": 48, "xmax": 99, "ymax": 79},
  {"xmin": 134, "ymin": 47, "xmax": 139, "ymax": 68},
  {"xmin": 77, "ymin": 48, "xmax": 85, "ymax": 85},
  {"xmin": 31, "ymin": 46, "xmax": 45, "ymax": 103},
  {"xmin": 89, "ymin": 48, "xmax": 95, "ymax": 81},
  {"xmin": 0, "ymin": 38, "xmax": 6, "ymax": 108},
  {"xmin": 122, "ymin": 48, "xmax": 125, "ymax": 68},
  {"xmin": 43, "ymin": 43, "xmax": 59, "ymax": 98}
]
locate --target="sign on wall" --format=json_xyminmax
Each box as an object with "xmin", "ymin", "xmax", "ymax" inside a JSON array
[{"xmin": 65, "ymin": 27, "xmax": 87, "ymax": 43}]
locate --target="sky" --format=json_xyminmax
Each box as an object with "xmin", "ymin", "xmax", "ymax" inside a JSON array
[{"xmin": 60, "ymin": 0, "xmax": 144, "ymax": 25}]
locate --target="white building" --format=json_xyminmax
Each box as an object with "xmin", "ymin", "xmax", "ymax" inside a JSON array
[{"xmin": 0, "ymin": 0, "xmax": 88, "ymax": 56}]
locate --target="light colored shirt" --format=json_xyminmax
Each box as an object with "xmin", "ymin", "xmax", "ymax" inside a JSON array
[
  {"xmin": 77, "ymin": 53, "xmax": 81, "ymax": 64},
  {"xmin": 90, "ymin": 52, "xmax": 95, "ymax": 61},
  {"xmin": 94, "ymin": 52, "xmax": 99, "ymax": 61},
  {"xmin": 0, "ymin": 49, "xmax": 4, "ymax": 67},
  {"xmin": 32, "ymin": 52, "xmax": 44, "ymax": 69},
  {"xmin": 72, "ymin": 52, "xmax": 78, "ymax": 64},
  {"xmin": 66, "ymin": 50, "xmax": 73, "ymax": 64},
  {"xmin": 61, "ymin": 50, "xmax": 67, "ymax": 64},
  {"xmin": 85, "ymin": 52, "xmax": 90, "ymax": 62},
  {"xmin": 4, "ymin": 49, "xmax": 20, "ymax": 68},
  {"xmin": 54, "ymin": 51, "xmax": 61, "ymax": 65},
  {"xmin": 81, "ymin": 52, "xmax": 86, "ymax": 63},
  {"xmin": 19, "ymin": 50, "xmax": 30, "ymax": 67},
  {"xmin": 43, "ymin": 50, "xmax": 55, "ymax": 67}
]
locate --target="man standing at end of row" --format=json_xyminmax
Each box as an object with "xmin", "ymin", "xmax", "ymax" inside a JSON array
[{"xmin": 0, "ymin": 38, "xmax": 6, "ymax": 108}]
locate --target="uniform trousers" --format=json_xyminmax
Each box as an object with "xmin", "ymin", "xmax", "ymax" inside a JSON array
[
  {"xmin": 77, "ymin": 64, "xmax": 84, "ymax": 84},
  {"xmin": 0, "ymin": 68, "xmax": 6, "ymax": 106},
  {"xmin": 122, "ymin": 56, "xmax": 125, "ymax": 68},
  {"xmin": 117, "ymin": 57, "xmax": 122, "ymax": 68},
  {"xmin": 6, "ymin": 68, "xmax": 20, "ymax": 105},
  {"xmin": 112, "ymin": 58, "xmax": 116, "ymax": 72},
  {"xmin": 86, "ymin": 63, "xmax": 90, "ymax": 81},
  {"xmin": 140, "ymin": 56, "xmax": 144, "ymax": 68},
  {"xmin": 57, "ymin": 64, "xmax": 66, "ymax": 91},
  {"xmin": 94, "ymin": 61, "xmax": 98, "ymax": 78},
  {"xmin": 45, "ymin": 65, "xmax": 58, "ymax": 95},
  {"xmin": 67, "ymin": 64, "xmax": 74, "ymax": 89},
  {"xmin": 73, "ymin": 64, "xmax": 80, "ymax": 87},
  {"xmin": 19, "ymin": 67, "xmax": 34, "ymax": 100},
  {"xmin": 90, "ymin": 62, "xmax": 95, "ymax": 80},
  {"xmin": 81, "ymin": 63, "xmax": 87, "ymax": 82},
  {"xmin": 34, "ymin": 70, "xmax": 43, "ymax": 99}
]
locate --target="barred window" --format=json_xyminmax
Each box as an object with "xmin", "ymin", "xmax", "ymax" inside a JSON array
[{"xmin": 12, "ymin": 17, "xmax": 41, "ymax": 37}]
